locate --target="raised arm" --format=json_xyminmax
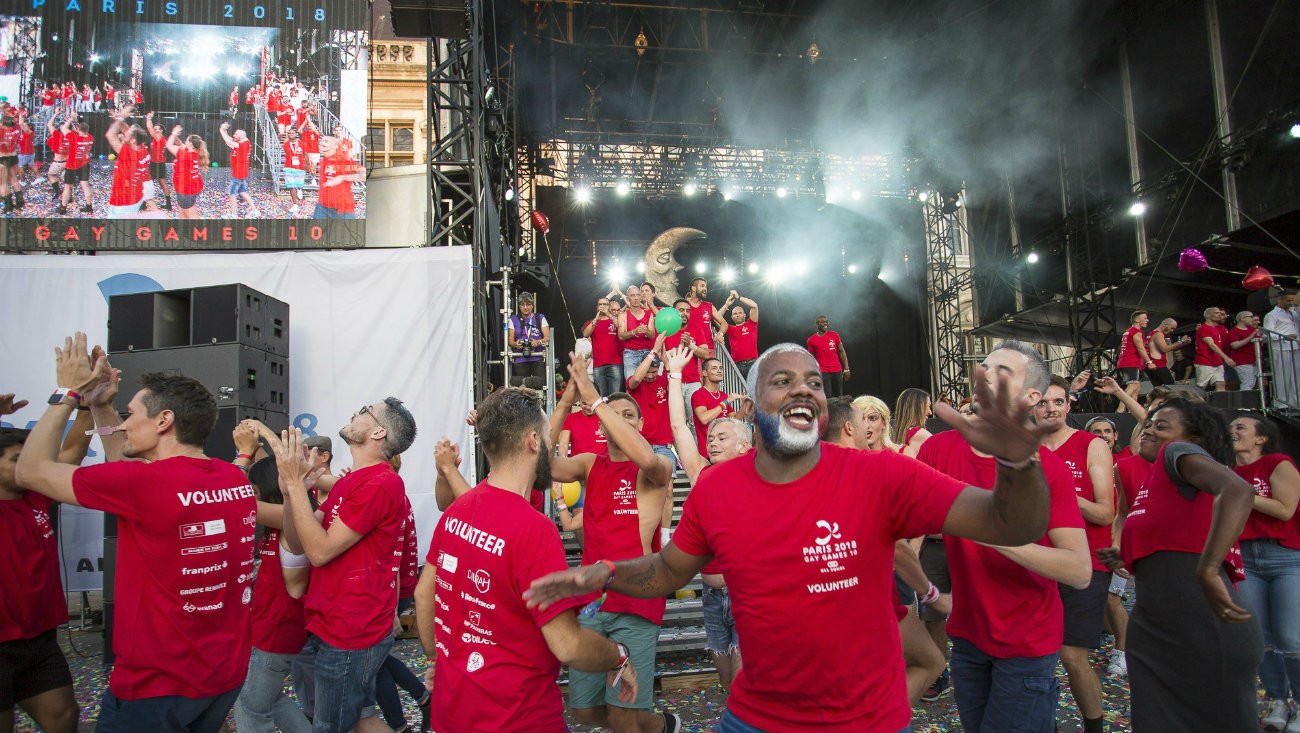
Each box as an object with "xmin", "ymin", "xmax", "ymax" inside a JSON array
[
  {"xmin": 626, "ymin": 334, "xmax": 664, "ymax": 390},
  {"xmin": 665, "ymin": 345, "xmax": 709, "ymax": 481},
  {"xmin": 549, "ymin": 378, "xmax": 579, "ymax": 448},
  {"xmin": 218, "ymin": 122, "xmax": 238, "ymax": 149},
  {"xmin": 1094, "ymin": 376, "xmax": 1145, "ymax": 421},
  {"xmin": 433, "ymin": 438, "xmax": 473, "ymax": 511},
  {"xmin": 57, "ymin": 405, "xmax": 94, "ymax": 466},
  {"xmin": 572, "ymin": 350, "xmax": 673, "ymax": 485},
  {"xmin": 740, "ymin": 296, "xmax": 759, "ymax": 323},
  {"xmin": 275, "ymin": 428, "xmax": 364, "ymax": 566},
  {"xmin": 165, "ymin": 125, "xmax": 183, "ymax": 155},
  {"xmin": 103, "ymin": 116, "xmax": 126, "ymax": 153}
]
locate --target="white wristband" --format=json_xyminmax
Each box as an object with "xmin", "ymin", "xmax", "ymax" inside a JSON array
[
  {"xmin": 668, "ymin": 373, "xmax": 682, "ymax": 380},
  {"xmin": 279, "ymin": 544, "xmax": 310, "ymax": 568}
]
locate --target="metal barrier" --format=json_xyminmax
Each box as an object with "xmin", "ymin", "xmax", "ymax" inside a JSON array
[
  {"xmin": 713, "ymin": 336, "xmax": 750, "ymax": 410},
  {"xmin": 1263, "ymin": 327, "xmax": 1300, "ymax": 412}
]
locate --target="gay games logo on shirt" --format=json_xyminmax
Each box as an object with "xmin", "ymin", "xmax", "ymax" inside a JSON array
[
  {"xmin": 814, "ymin": 520, "xmax": 842, "ymax": 546},
  {"xmin": 467, "ymin": 652, "xmax": 485, "ymax": 673},
  {"xmin": 467, "ymin": 569, "xmax": 491, "ymax": 594}
]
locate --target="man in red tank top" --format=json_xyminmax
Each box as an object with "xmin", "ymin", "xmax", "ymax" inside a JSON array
[
  {"xmin": 583, "ymin": 296, "xmax": 625, "ymax": 396},
  {"xmin": 1034, "ymin": 375, "xmax": 1116, "ymax": 733},
  {"xmin": 618, "ymin": 285, "xmax": 657, "ymax": 382},
  {"xmin": 549, "ymin": 352, "xmax": 678, "ymax": 733},
  {"xmin": 717, "ymin": 290, "xmax": 761, "ymax": 378},
  {"xmin": 218, "ymin": 122, "xmax": 261, "ymax": 218},
  {"xmin": 144, "ymin": 113, "xmax": 174, "ymax": 209}
]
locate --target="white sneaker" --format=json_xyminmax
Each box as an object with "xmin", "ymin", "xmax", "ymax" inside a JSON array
[
  {"xmin": 288, "ymin": 204, "xmax": 300, "ymax": 215},
  {"xmin": 1106, "ymin": 650, "xmax": 1127, "ymax": 677},
  {"xmin": 1262, "ymin": 697, "xmax": 1290, "ymax": 732},
  {"xmin": 1284, "ymin": 701, "xmax": 1300, "ymax": 733}
]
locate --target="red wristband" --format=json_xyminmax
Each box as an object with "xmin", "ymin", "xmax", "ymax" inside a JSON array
[
  {"xmin": 598, "ymin": 559, "xmax": 616, "ymax": 589},
  {"xmin": 236, "ymin": 452, "xmax": 254, "ymax": 461}
]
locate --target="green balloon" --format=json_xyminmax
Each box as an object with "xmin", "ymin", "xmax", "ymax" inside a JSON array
[{"xmin": 655, "ymin": 307, "xmax": 683, "ymax": 337}]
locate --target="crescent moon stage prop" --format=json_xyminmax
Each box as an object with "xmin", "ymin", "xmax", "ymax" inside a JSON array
[{"xmin": 643, "ymin": 227, "xmax": 705, "ymax": 305}]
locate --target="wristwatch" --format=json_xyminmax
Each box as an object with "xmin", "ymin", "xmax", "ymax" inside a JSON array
[{"xmin": 48, "ymin": 388, "xmax": 81, "ymax": 406}]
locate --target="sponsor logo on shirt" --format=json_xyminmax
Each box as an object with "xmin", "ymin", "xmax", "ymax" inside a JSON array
[
  {"xmin": 462, "ymin": 632, "xmax": 497, "ymax": 646},
  {"xmin": 179, "ymin": 582, "xmax": 228, "ymax": 596},
  {"xmin": 181, "ymin": 542, "xmax": 228, "ymax": 555},
  {"xmin": 437, "ymin": 597, "xmax": 450, "ymax": 613},
  {"xmin": 242, "ymin": 587, "xmax": 252, "ymax": 604},
  {"xmin": 467, "ymin": 610, "xmax": 481, "ymax": 626},
  {"xmin": 176, "ymin": 484, "xmax": 256, "ymax": 506},
  {"xmin": 461, "ymin": 592, "xmax": 496, "ymax": 610},
  {"xmin": 466, "ymin": 652, "xmax": 485, "ymax": 672},
  {"xmin": 242, "ymin": 511, "xmax": 258, "ymax": 527},
  {"xmin": 438, "ymin": 551, "xmax": 458, "ymax": 573},
  {"xmin": 181, "ymin": 561, "xmax": 228, "ymax": 575},
  {"xmin": 467, "ymin": 568, "xmax": 491, "ymax": 594},
  {"xmin": 182, "ymin": 601, "xmax": 224, "ymax": 613},
  {"xmin": 179, "ymin": 518, "xmax": 227, "ymax": 539},
  {"xmin": 435, "ymin": 615, "xmax": 451, "ymax": 635}
]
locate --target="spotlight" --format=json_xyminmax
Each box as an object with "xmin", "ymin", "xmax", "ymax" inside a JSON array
[
  {"xmin": 776, "ymin": 187, "xmax": 788, "ymax": 198},
  {"xmin": 765, "ymin": 267, "xmax": 783, "ymax": 285},
  {"xmin": 1291, "ymin": 123, "xmax": 1300, "ymax": 139},
  {"xmin": 574, "ymin": 185, "xmax": 592, "ymax": 204},
  {"xmin": 918, "ymin": 191, "xmax": 929, "ymax": 202},
  {"xmin": 89, "ymin": 53, "xmax": 101, "ymax": 64},
  {"xmin": 694, "ymin": 261, "xmax": 708, "ymax": 274},
  {"xmin": 851, "ymin": 190, "xmax": 862, "ymax": 201},
  {"xmin": 847, "ymin": 264, "xmax": 858, "ymax": 274},
  {"xmin": 1128, "ymin": 201, "xmax": 1147, "ymax": 216},
  {"xmin": 635, "ymin": 261, "xmax": 646, "ymax": 273},
  {"xmin": 722, "ymin": 186, "xmax": 738, "ymax": 201},
  {"xmin": 609, "ymin": 266, "xmax": 626, "ymax": 284},
  {"xmin": 683, "ymin": 182, "xmax": 698, "ymax": 197},
  {"xmin": 616, "ymin": 181, "xmax": 631, "ymax": 196},
  {"xmin": 719, "ymin": 266, "xmax": 736, "ymax": 283},
  {"xmin": 504, "ymin": 188, "xmax": 515, "ymax": 201},
  {"xmin": 115, "ymin": 66, "xmax": 124, "ymax": 74},
  {"xmin": 1026, "ymin": 252, "xmax": 1040, "ymax": 264},
  {"xmin": 747, "ymin": 262, "xmax": 759, "ymax": 274}
]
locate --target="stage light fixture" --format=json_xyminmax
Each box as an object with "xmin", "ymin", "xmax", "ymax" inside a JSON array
[
  {"xmin": 1026, "ymin": 252, "xmax": 1040, "ymax": 264},
  {"xmin": 115, "ymin": 66, "xmax": 124, "ymax": 74},
  {"xmin": 720, "ymin": 267, "xmax": 736, "ymax": 283},
  {"xmin": 89, "ymin": 53, "xmax": 101, "ymax": 64},
  {"xmin": 616, "ymin": 181, "xmax": 631, "ymax": 196},
  {"xmin": 851, "ymin": 190, "xmax": 862, "ymax": 201},
  {"xmin": 918, "ymin": 191, "xmax": 929, "ymax": 202},
  {"xmin": 747, "ymin": 262, "xmax": 759, "ymax": 274},
  {"xmin": 1128, "ymin": 201, "xmax": 1147, "ymax": 216},
  {"xmin": 695, "ymin": 261, "xmax": 708, "ymax": 274},
  {"xmin": 776, "ymin": 187, "xmax": 788, "ymax": 198},
  {"xmin": 574, "ymin": 185, "xmax": 593, "ymax": 204},
  {"xmin": 683, "ymin": 182, "xmax": 698, "ymax": 197},
  {"xmin": 847, "ymin": 264, "xmax": 858, "ymax": 274},
  {"xmin": 1290, "ymin": 123, "xmax": 1300, "ymax": 139},
  {"xmin": 765, "ymin": 267, "xmax": 783, "ymax": 285},
  {"xmin": 609, "ymin": 266, "xmax": 626, "ymax": 284},
  {"xmin": 504, "ymin": 188, "xmax": 515, "ymax": 201}
]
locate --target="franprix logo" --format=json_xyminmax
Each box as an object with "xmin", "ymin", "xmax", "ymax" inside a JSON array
[
  {"xmin": 181, "ymin": 561, "xmax": 228, "ymax": 576},
  {"xmin": 467, "ymin": 569, "xmax": 491, "ymax": 594},
  {"xmin": 814, "ymin": 520, "xmax": 842, "ymax": 546}
]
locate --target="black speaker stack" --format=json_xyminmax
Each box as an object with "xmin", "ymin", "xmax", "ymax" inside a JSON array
[
  {"xmin": 388, "ymin": 0, "xmax": 468, "ymax": 38},
  {"xmin": 102, "ymin": 284, "xmax": 290, "ymax": 663}
]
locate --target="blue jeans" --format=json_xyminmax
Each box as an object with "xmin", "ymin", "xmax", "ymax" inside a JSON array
[
  {"xmin": 292, "ymin": 643, "xmax": 316, "ymax": 717},
  {"xmin": 1238, "ymin": 539, "xmax": 1300, "ymax": 700},
  {"xmin": 96, "ymin": 687, "xmax": 241, "ymax": 733},
  {"xmin": 622, "ymin": 349, "xmax": 649, "ymax": 382},
  {"xmin": 651, "ymin": 443, "xmax": 677, "ymax": 467},
  {"xmin": 234, "ymin": 648, "xmax": 313, "ymax": 733},
  {"xmin": 950, "ymin": 636, "xmax": 1059, "ymax": 733},
  {"xmin": 719, "ymin": 708, "xmax": 909, "ymax": 733},
  {"xmin": 306, "ymin": 633, "xmax": 394, "ymax": 733},
  {"xmin": 375, "ymin": 654, "xmax": 425, "ymax": 729},
  {"xmin": 593, "ymin": 363, "xmax": 625, "ymax": 396}
]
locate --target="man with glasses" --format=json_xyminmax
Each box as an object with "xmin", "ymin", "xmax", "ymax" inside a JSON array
[
  {"xmin": 277, "ymin": 399, "xmax": 418, "ymax": 733},
  {"xmin": 583, "ymin": 296, "xmax": 625, "ymax": 396}
]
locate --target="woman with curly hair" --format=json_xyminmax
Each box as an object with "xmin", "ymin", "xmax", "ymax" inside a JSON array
[
  {"xmin": 1230, "ymin": 412, "xmax": 1300, "ymax": 732},
  {"xmin": 1100, "ymin": 398, "xmax": 1262, "ymax": 731},
  {"xmin": 890, "ymin": 387, "xmax": 933, "ymax": 458}
]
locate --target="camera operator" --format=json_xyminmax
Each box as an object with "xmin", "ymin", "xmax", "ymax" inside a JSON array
[{"xmin": 508, "ymin": 292, "xmax": 550, "ymax": 390}]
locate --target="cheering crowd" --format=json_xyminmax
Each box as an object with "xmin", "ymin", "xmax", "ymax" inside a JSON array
[{"xmin": 1, "ymin": 276, "xmax": 1298, "ymax": 733}]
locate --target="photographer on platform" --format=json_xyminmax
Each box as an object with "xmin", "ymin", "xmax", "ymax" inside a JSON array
[{"xmin": 508, "ymin": 292, "xmax": 551, "ymax": 390}]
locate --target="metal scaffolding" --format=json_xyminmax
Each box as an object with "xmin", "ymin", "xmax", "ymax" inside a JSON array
[{"xmin": 924, "ymin": 193, "xmax": 970, "ymax": 401}]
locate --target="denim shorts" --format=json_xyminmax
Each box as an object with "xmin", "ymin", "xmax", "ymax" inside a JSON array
[
  {"xmin": 96, "ymin": 686, "xmax": 241, "ymax": 733},
  {"xmin": 569, "ymin": 611, "xmax": 659, "ymax": 710},
  {"xmin": 702, "ymin": 585, "xmax": 737, "ymax": 655},
  {"xmin": 313, "ymin": 204, "xmax": 355, "ymax": 219},
  {"xmin": 283, "ymin": 168, "xmax": 306, "ymax": 189},
  {"xmin": 176, "ymin": 192, "xmax": 199, "ymax": 210},
  {"xmin": 228, "ymin": 178, "xmax": 249, "ymax": 195}
]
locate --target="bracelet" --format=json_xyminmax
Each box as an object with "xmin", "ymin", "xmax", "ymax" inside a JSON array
[
  {"xmin": 597, "ymin": 559, "xmax": 617, "ymax": 588},
  {"xmin": 613, "ymin": 642, "xmax": 630, "ymax": 671},
  {"xmin": 235, "ymin": 452, "xmax": 254, "ymax": 461},
  {"xmin": 994, "ymin": 453, "xmax": 1038, "ymax": 471},
  {"xmin": 668, "ymin": 372, "xmax": 682, "ymax": 380},
  {"xmin": 76, "ymin": 404, "xmax": 90, "ymax": 412},
  {"xmin": 920, "ymin": 583, "xmax": 940, "ymax": 605}
]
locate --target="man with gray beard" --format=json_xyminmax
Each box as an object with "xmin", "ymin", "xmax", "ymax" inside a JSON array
[{"xmin": 526, "ymin": 343, "xmax": 1057, "ymax": 733}]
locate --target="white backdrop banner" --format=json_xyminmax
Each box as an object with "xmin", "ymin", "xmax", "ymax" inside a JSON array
[{"xmin": 0, "ymin": 248, "xmax": 475, "ymax": 592}]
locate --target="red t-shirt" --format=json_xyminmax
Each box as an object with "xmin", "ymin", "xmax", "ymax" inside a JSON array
[
  {"xmin": 267, "ymin": 93, "xmax": 282, "ymax": 113},
  {"xmin": 1147, "ymin": 331, "xmax": 1167, "ymax": 368},
  {"xmin": 17, "ymin": 127, "xmax": 34, "ymax": 155},
  {"xmin": 1051, "ymin": 430, "xmax": 1113, "ymax": 572},
  {"xmin": 583, "ymin": 456, "xmax": 665, "ymax": 624},
  {"xmin": 47, "ymin": 129, "xmax": 63, "ymax": 155},
  {"xmin": 428, "ymin": 482, "xmax": 585, "ymax": 733},
  {"xmin": 1235, "ymin": 454, "xmax": 1300, "ymax": 549},
  {"xmin": 673, "ymin": 444, "xmax": 965, "ymax": 732},
  {"xmin": 0, "ymin": 126, "xmax": 19, "ymax": 155},
  {"xmin": 1226, "ymin": 326, "xmax": 1259, "ymax": 366},
  {"xmin": 150, "ymin": 135, "xmax": 168, "ymax": 163},
  {"xmin": 691, "ymin": 386, "xmax": 732, "ymax": 457},
  {"xmin": 687, "ymin": 301, "xmax": 716, "ymax": 357},
  {"xmin": 72, "ymin": 458, "xmax": 256, "ymax": 699},
  {"xmin": 398, "ymin": 501, "xmax": 419, "ymax": 598},
  {"xmin": 250, "ymin": 529, "xmax": 307, "ymax": 654},
  {"xmin": 628, "ymin": 369, "xmax": 672, "ymax": 445},
  {"xmin": 173, "ymin": 147, "xmax": 204, "ymax": 196},
  {"xmin": 282, "ymin": 139, "xmax": 305, "ymax": 170},
  {"xmin": 1117, "ymin": 325, "xmax": 1146, "ymax": 368},
  {"xmin": 1194, "ymin": 323, "xmax": 1227, "ymax": 366},
  {"xmin": 304, "ymin": 463, "xmax": 408, "ymax": 650},
  {"xmin": 0, "ymin": 493, "xmax": 67, "ymax": 642},
  {"xmin": 561, "ymin": 410, "xmax": 608, "ymax": 456},
  {"xmin": 727, "ymin": 320, "xmax": 759, "ymax": 362},
  {"xmin": 230, "ymin": 139, "xmax": 251, "ymax": 180},
  {"xmin": 664, "ymin": 330, "xmax": 700, "ymax": 383},
  {"xmin": 806, "ymin": 331, "xmax": 844, "ymax": 373},
  {"xmin": 109, "ymin": 143, "xmax": 149, "ymax": 206},
  {"xmin": 300, "ymin": 126, "xmax": 320, "ymax": 154},
  {"xmin": 622, "ymin": 307, "xmax": 656, "ymax": 350},
  {"xmin": 1121, "ymin": 442, "xmax": 1245, "ymax": 581},
  {"xmin": 318, "ymin": 152, "xmax": 360, "ymax": 212},
  {"xmin": 42, "ymin": 89, "xmax": 56, "ymax": 106},
  {"xmin": 916, "ymin": 430, "xmax": 1084, "ymax": 658},
  {"xmin": 64, "ymin": 131, "xmax": 93, "ymax": 170},
  {"xmin": 229, "ymin": 89, "xmax": 239, "ymax": 106},
  {"xmin": 585, "ymin": 317, "xmax": 623, "ymax": 367}
]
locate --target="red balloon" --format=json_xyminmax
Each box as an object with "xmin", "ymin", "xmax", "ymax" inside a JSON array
[
  {"xmin": 530, "ymin": 210, "xmax": 550, "ymax": 235},
  {"xmin": 1243, "ymin": 266, "xmax": 1275, "ymax": 291}
]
